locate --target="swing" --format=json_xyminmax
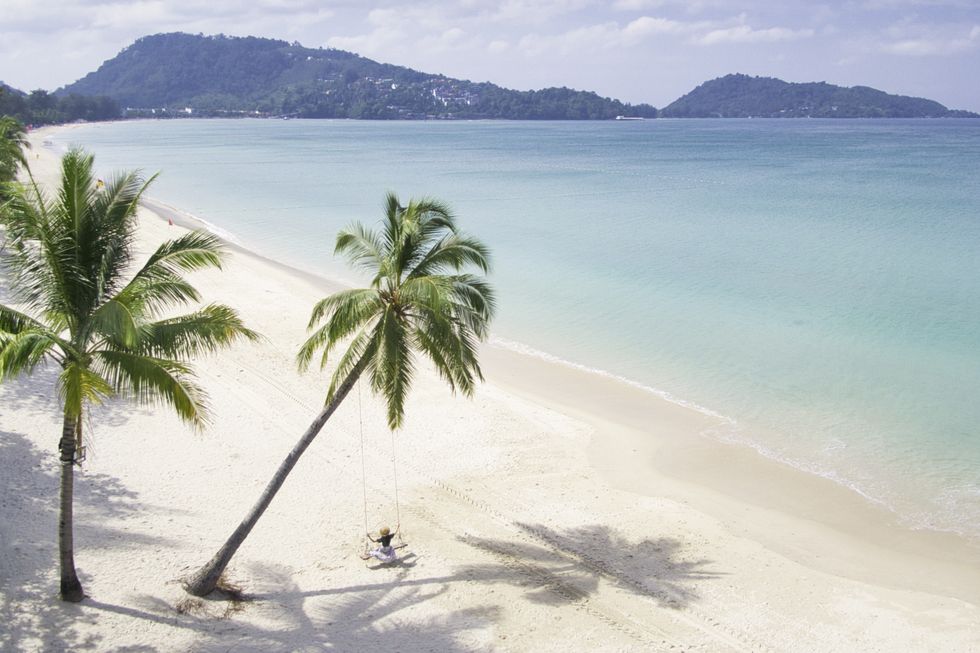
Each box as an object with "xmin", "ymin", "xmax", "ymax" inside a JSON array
[{"xmin": 356, "ymin": 378, "xmax": 407, "ymax": 563}]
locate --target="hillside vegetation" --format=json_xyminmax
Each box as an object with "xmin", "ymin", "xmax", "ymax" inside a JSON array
[
  {"xmin": 12, "ymin": 36, "xmax": 976, "ymax": 123},
  {"xmin": 661, "ymin": 74, "xmax": 976, "ymax": 118},
  {"xmin": 61, "ymin": 33, "xmax": 657, "ymax": 120}
]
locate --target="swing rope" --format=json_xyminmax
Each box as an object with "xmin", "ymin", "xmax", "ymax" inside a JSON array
[
  {"xmin": 358, "ymin": 377, "xmax": 404, "ymax": 546},
  {"xmin": 357, "ymin": 378, "xmax": 369, "ymax": 546},
  {"xmin": 390, "ymin": 427, "xmax": 402, "ymax": 539}
]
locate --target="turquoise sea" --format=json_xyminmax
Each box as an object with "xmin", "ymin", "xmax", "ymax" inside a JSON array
[{"xmin": 47, "ymin": 119, "xmax": 980, "ymax": 541}]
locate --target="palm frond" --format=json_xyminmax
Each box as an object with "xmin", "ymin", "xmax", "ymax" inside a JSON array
[
  {"xmin": 411, "ymin": 297, "xmax": 484, "ymax": 397},
  {"xmin": 298, "ymin": 288, "xmax": 381, "ymax": 370},
  {"xmin": 111, "ymin": 231, "xmax": 224, "ymax": 318},
  {"xmin": 411, "ymin": 197, "xmax": 456, "ymax": 236},
  {"xmin": 411, "ymin": 313, "xmax": 462, "ymax": 393},
  {"xmin": 448, "ymin": 274, "xmax": 497, "ymax": 337},
  {"xmin": 324, "ymin": 328, "xmax": 376, "ymax": 406},
  {"xmin": 400, "ymin": 275, "xmax": 452, "ymax": 314},
  {"xmin": 87, "ymin": 170, "xmax": 154, "ymax": 298},
  {"xmin": 94, "ymin": 350, "xmax": 209, "ymax": 427},
  {"xmin": 371, "ymin": 307, "xmax": 414, "ymax": 429},
  {"xmin": 0, "ymin": 330, "xmax": 60, "ymax": 380},
  {"xmin": 139, "ymin": 231, "xmax": 225, "ymax": 276},
  {"xmin": 0, "ymin": 116, "xmax": 31, "ymax": 179},
  {"xmin": 296, "ymin": 322, "xmax": 334, "ymax": 372},
  {"xmin": 112, "ymin": 272, "xmax": 202, "ymax": 319},
  {"xmin": 410, "ymin": 233, "xmax": 492, "ymax": 278},
  {"xmin": 134, "ymin": 304, "xmax": 260, "ymax": 358},
  {"xmin": 89, "ymin": 297, "xmax": 139, "ymax": 349},
  {"xmin": 59, "ymin": 364, "xmax": 113, "ymax": 419},
  {"xmin": 57, "ymin": 149, "xmax": 98, "ymax": 249},
  {"xmin": 334, "ymin": 223, "xmax": 385, "ymax": 278},
  {"xmin": 1, "ymin": 180, "xmax": 74, "ymax": 318},
  {"xmin": 381, "ymin": 192, "xmax": 403, "ymax": 253},
  {"xmin": 0, "ymin": 302, "xmax": 47, "ymax": 335}
]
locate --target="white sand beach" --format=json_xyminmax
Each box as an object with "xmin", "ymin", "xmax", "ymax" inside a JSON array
[{"xmin": 2, "ymin": 128, "xmax": 979, "ymax": 652}]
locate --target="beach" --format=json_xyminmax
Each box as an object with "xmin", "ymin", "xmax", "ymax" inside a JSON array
[{"xmin": 2, "ymin": 127, "xmax": 979, "ymax": 652}]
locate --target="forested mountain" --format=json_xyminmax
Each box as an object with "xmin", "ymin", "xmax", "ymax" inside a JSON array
[
  {"xmin": 59, "ymin": 33, "xmax": 657, "ymax": 120},
  {"xmin": 25, "ymin": 36, "xmax": 977, "ymax": 122},
  {"xmin": 661, "ymin": 74, "xmax": 977, "ymax": 118}
]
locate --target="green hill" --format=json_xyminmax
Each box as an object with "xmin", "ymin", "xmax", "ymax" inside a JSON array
[
  {"xmin": 59, "ymin": 32, "xmax": 657, "ymax": 120},
  {"xmin": 661, "ymin": 74, "xmax": 977, "ymax": 118}
]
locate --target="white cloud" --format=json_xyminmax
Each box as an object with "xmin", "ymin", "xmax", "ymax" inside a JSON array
[
  {"xmin": 327, "ymin": 27, "xmax": 405, "ymax": 55},
  {"xmin": 442, "ymin": 27, "xmax": 466, "ymax": 42},
  {"xmin": 328, "ymin": 4, "xmax": 447, "ymax": 54},
  {"xmin": 862, "ymin": 0, "xmax": 978, "ymax": 8},
  {"xmin": 624, "ymin": 16, "xmax": 686, "ymax": 37},
  {"xmin": 488, "ymin": 39, "xmax": 510, "ymax": 53},
  {"xmin": 417, "ymin": 26, "xmax": 473, "ymax": 54},
  {"xmin": 612, "ymin": 0, "xmax": 726, "ymax": 13},
  {"xmin": 879, "ymin": 23, "xmax": 980, "ymax": 56},
  {"xmin": 489, "ymin": 0, "xmax": 593, "ymax": 24},
  {"xmin": 366, "ymin": 8, "xmax": 401, "ymax": 26},
  {"xmin": 253, "ymin": 0, "xmax": 327, "ymax": 8},
  {"xmin": 515, "ymin": 14, "xmax": 694, "ymax": 55},
  {"xmin": 89, "ymin": 1, "xmax": 173, "ymax": 30},
  {"xmin": 695, "ymin": 24, "xmax": 815, "ymax": 45},
  {"xmin": 612, "ymin": 0, "xmax": 668, "ymax": 10},
  {"xmin": 881, "ymin": 37, "xmax": 977, "ymax": 55}
]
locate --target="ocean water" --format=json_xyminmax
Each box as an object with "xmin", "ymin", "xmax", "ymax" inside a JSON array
[{"xmin": 47, "ymin": 119, "xmax": 980, "ymax": 540}]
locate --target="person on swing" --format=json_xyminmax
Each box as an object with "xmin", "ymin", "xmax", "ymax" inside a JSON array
[{"xmin": 362, "ymin": 525, "xmax": 399, "ymax": 562}]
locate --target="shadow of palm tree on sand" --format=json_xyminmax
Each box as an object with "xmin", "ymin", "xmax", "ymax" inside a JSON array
[
  {"xmin": 459, "ymin": 522, "xmax": 721, "ymax": 609},
  {"xmin": 0, "ymin": 431, "xmax": 175, "ymax": 652}
]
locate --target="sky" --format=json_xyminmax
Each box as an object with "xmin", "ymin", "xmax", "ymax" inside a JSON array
[{"xmin": 2, "ymin": 0, "xmax": 979, "ymax": 112}]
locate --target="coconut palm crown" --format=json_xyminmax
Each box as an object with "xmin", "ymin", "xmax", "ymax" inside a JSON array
[
  {"xmin": 0, "ymin": 148, "xmax": 258, "ymax": 601},
  {"xmin": 184, "ymin": 192, "xmax": 494, "ymax": 596},
  {"xmin": 299, "ymin": 191, "xmax": 495, "ymax": 427}
]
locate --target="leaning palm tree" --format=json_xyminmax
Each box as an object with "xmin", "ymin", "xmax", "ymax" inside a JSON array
[
  {"xmin": 0, "ymin": 148, "xmax": 258, "ymax": 602},
  {"xmin": 185, "ymin": 192, "xmax": 495, "ymax": 596}
]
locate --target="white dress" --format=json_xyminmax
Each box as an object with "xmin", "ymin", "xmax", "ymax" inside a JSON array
[{"xmin": 368, "ymin": 544, "xmax": 397, "ymax": 563}]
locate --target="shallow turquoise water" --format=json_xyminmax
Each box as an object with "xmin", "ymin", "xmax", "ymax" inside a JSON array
[{"xmin": 48, "ymin": 118, "xmax": 980, "ymax": 539}]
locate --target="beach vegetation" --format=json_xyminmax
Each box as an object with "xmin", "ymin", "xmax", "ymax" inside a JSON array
[
  {"xmin": 0, "ymin": 115, "xmax": 29, "ymax": 193},
  {"xmin": 0, "ymin": 87, "xmax": 121, "ymax": 127},
  {"xmin": 0, "ymin": 148, "xmax": 258, "ymax": 601},
  {"xmin": 184, "ymin": 192, "xmax": 495, "ymax": 596}
]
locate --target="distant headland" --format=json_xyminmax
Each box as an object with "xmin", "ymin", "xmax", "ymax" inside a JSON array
[{"xmin": 2, "ymin": 33, "xmax": 977, "ymax": 122}]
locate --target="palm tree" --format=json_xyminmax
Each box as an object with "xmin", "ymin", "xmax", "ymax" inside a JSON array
[
  {"xmin": 1, "ymin": 116, "xmax": 29, "ymax": 175},
  {"xmin": 184, "ymin": 192, "xmax": 495, "ymax": 596},
  {"xmin": 1, "ymin": 115, "xmax": 30, "ymax": 202},
  {"xmin": 0, "ymin": 148, "xmax": 258, "ymax": 601}
]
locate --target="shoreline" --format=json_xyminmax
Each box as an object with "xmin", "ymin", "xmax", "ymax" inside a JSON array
[
  {"xmin": 5, "ymin": 126, "xmax": 978, "ymax": 651},
  {"xmin": 481, "ymin": 343, "xmax": 980, "ymax": 601},
  {"xmin": 43, "ymin": 124, "xmax": 980, "ymax": 592},
  {"xmin": 132, "ymin": 135, "xmax": 980, "ymax": 603},
  {"xmin": 39, "ymin": 120, "xmax": 980, "ymax": 550}
]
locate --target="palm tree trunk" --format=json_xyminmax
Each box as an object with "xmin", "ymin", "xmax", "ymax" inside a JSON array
[
  {"xmin": 58, "ymin": 413, "xmax": 83, "ymax": 602},
  {"xmin": 184, "ymin": 361, "xmax": 366, "ymax": 597}
]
